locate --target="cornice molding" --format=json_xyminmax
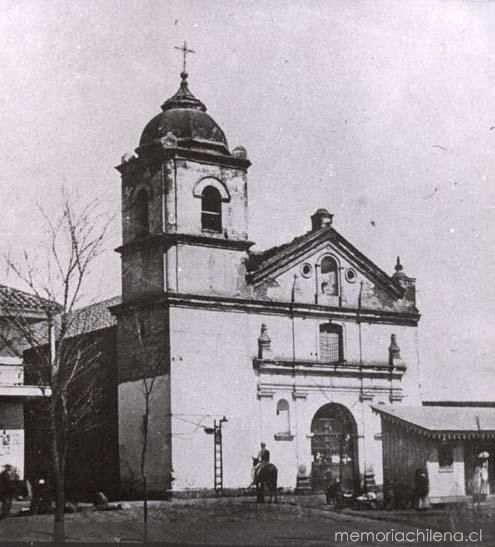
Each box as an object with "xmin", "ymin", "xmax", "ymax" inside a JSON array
[
  {"xmin": 111, "ymin": 291, "xmax": 420, "ymax": 326},
  {"xmin": 253, "ymin": 358, "xmax": 406, "ymax": 380},
  {"xmin": 259, "ymin": 381, "xmax": 401, "ymax": 396},
  {"xmin": 116, "ymin": 233, "xmax": 254, "ymax": 254},
  {"xmin": 116, "ymin": 146, "xmax": 251, "ymax": 175}
]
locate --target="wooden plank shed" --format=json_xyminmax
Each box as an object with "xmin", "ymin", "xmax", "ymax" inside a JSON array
[{"xmin": 373, "ymin": 405, "xmax": 495, "ymax": 504}]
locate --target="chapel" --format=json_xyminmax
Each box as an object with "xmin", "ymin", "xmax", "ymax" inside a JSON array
[
  {"xmin": 6, "ymin": 60, "xmax": 495, "ymax": 505},
  {"xmin": 111, "ymin": 65, "xmax": 422, "ymax": 495}
]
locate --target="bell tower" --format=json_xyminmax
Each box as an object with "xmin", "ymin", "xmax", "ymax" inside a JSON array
[
  {"xmin": 116, "ymin": 65, "xmax": 252, "ymax": 301},
  {"xmin": 114, "ymin": 51, "xmax": 253, "ymax": 495}
]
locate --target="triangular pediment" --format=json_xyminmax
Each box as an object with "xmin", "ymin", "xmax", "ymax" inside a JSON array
[{"xmin": 247, "ymin": 227, "xmax": 413, "ymax": 309}]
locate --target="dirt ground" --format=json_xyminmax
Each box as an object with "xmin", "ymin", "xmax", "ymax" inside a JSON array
[{"xmin": 0, "ymin": 495, "xmax": 492, "ymax": 545}]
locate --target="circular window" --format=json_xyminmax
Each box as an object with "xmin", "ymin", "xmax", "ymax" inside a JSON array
[
  {"xmin": 300, "ymin": 263, "xmax": 313, "ymax": 278},
  {"xmin": 345, "ymin": 268, "xmax": 358, "ymax": 283}
]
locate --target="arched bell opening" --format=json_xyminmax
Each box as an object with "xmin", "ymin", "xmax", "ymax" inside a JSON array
[
  {"xmin": 201, "ymin": 186, "xmax": 222, "ymax": 232},
  {"xmin": 134, "ymin": 189, "xmax": 150, "ymax": 237}
]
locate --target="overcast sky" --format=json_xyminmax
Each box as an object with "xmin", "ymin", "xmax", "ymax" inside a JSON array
[{"xmin": 1, "ymin": 0, "xmax": 495, "ymax": 400}]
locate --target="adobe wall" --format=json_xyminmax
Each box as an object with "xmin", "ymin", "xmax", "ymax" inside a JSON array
[
  {"xmin": 118, "ymin": 374, "xmax": 172, "ymax": 496},
  {"xmin": 116, "ymin": 305, "xmax": 172, "ymax": 496}
]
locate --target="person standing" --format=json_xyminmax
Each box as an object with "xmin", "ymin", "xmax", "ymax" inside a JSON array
[
  {"xmin": 480, "ymin": 460, "xmax": 489, "ymax": 501},
  {"xmin": 0, "ymin": 465, "xmax": 15, "ymax": 517},
  {"xmin": 472, "ymin": 465, "xmax": 483, "ymax": 509},
  {"xmin": 414, "ymin": 468, "xmax": 429, "ymax": 511},
  {"xmin": 324, "ymin": 469, "xmax": 340, "ymax": 505}
]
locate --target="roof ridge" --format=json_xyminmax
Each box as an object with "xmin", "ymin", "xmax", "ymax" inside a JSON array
[
  {"xmin": 0, "ymin": 284, "xmax": 60, "ymax": 313},
  {"xmin": 71, "ymin": 294, "xmax": 121, "ymax": 314},
  {"xmin": 247, "ymin": 228, "xmax": 328, "ymax": 272}
]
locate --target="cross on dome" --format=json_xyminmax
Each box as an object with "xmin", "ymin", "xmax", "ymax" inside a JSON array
[
  {"xmin": 138, "ymin": 41, "xmax": 234, "ymax": 156},
  {"xmin": 174, "ymin": 41, "xmax": 195, "ymax": 75}
]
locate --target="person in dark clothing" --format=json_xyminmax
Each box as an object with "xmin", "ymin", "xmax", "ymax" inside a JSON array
[
  {"xmin": 250, "ymin": 443, "xmax": 271, "ymax": 486},
  {"xmin": 258, "ymin": 443, "xmax": 270, "ymax": 463},
  {"xmin": 324, "ymin": 469, "xmax": 340, "ymax": 505},
  {"xmin": 30, "ymin": 477, "xmax": 53, "ymax": 515},
  {"xmin": 414, "ymin": 468, "xmax": 429, "ymax": 511},
  {"xmin": 0, "ymin": 465, "xmax": 15, "ymax": 517}
]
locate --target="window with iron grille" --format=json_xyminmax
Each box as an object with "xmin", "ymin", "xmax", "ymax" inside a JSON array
[{"xmin": 319, "ymin": 323, "xmax": 343, "ymax": 363}]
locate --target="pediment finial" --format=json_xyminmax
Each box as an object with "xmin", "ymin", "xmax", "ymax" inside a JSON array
[
  {"xmin": 311, "ymin": 208, "xmax": 333, "ymax": 231},
  {"xmin": 393, "ymin": 256, "xmax": 407, "ymax": 280},
  {"xmin": 395, "ymin": 256, "xmax": 403, "ymax": 273},
  {"xmin": 257, "ymin": 324, "xmax": 273, "ymax": 360}
]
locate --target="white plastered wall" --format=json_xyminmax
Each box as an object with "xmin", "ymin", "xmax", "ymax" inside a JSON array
[{"xmin": 168, "ymin": 306, "xmax": 420, "ymax": 490}]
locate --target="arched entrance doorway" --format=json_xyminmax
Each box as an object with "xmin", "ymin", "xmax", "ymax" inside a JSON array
[{"xmin": 310, "ymin": 403, "xmax": 359, "ymax": 493}]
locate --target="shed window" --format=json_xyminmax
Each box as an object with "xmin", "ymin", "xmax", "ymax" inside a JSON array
[
  {"xmin": 438, "ymin": 444, "xmax": 454, "ymax": 470},
  {"xmin": 319, "ymin": 323, "xmax": 343, "ymax": 363},
  {"xmin": 201, "ymin": 186, "xmax": 222, "ymax": 232},
  {"xmin": 320, "ymin": 256, "xmax": 338, "ymax": 296}
]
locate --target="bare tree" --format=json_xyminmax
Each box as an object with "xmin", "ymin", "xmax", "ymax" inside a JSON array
[
  {"xmin": 0, "ymin": 191, "xmax": 112, "ymax": 542},
  {"xmin": 119, "ymin": 308, "xmax": 163, "ymax": 543}
]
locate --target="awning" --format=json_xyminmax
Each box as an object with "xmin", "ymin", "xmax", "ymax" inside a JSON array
[{"xmin": 372, "ymin": 405, "xmax": 495, "ymax": 440}]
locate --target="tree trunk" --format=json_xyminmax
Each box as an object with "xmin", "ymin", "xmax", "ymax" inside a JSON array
[
  {"xmin": 141, "ymin": 397, "xmax": 149, "ymax": 543},
  {"xmin": 50, "ymin": 412, "xmax": 65, "ymax": 543},
  {"xmin": 143, "ymin": 475, "xmax": 148, "ymax": 543},
  {"xmin": 53, "ymin": 471, "xmax": 65, "ymax": 543}
]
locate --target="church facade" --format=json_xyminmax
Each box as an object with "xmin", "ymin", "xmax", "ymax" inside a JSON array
[{"xmin": 112, "ymin": 67, "xmax": 422, "ymax": 495}]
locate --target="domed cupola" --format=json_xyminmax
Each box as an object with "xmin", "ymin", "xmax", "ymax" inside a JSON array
[{"xmin": 139, "ymin": 71, "xmax": 230, "ymax": 156}]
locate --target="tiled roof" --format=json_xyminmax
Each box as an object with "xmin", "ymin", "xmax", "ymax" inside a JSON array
[
  {"xmin": 28, "ymin": 295, "xmax": 121, "ymax": 345},
  {"xmin": 63, "ymin": 295, "xmax": 121, "ymax": 337},
  {"xmin": 373, "ymin": 405, "xmax": 495, "ymax": 439},
  {"xmin": 0, "ymin": 284, "xmax": 60, "ymax": 315}
]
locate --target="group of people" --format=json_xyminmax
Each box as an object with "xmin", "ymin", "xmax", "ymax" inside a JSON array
[
  {"xmin": 252, "ymin": 445, "xmax": 492, "ymax": 512},
  {"xmin": 412, "ymin": 455, "xmax": 490, "ymax": 511}
]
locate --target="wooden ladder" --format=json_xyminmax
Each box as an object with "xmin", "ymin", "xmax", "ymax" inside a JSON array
[{"xmin": 214, "ymin": 422, "xmax": 223, "ymax": 495}]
